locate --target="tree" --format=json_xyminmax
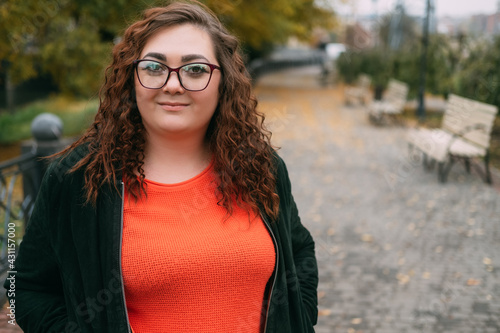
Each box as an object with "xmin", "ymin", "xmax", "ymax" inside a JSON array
[
  {"xmin": 453, "ymin": 36, "xmax": 500, "ymax": 109},
  {"xmin": 376, "ymin": 10, "xmax": 418, "ymax": 51},
  {"xmin": 0, "ymin": 0, "xmax": 335, "ymax": 99}
]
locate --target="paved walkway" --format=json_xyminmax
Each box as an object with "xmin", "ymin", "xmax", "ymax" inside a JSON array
[
  {"xmin": 255, "ymin": 66, "xmax": 500, "ymax": 333},
  {"xmin": 2, "ymin": 66, "xmax": 499, "ymax": 332}
]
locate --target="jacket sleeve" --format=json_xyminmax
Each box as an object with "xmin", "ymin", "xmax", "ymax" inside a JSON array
[
  {"xmin": 277, "ymin": 156, "xmax": 319, "ymax": 325},
  {"xmin": 4, "ymin": 162, "xmax": 70, "ymax": 332}
]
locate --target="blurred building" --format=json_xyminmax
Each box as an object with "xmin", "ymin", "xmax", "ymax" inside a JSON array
[
  {"xmin": 342, "ymin": 22, "xmax": 374, "ymax": 50},
  {"xmin": 437, "ymin": 1, "xmax": 500, "ymax": 38},
  {"xmin": 468, "ymin": 12, "xmax": 500, "ymax": 37}
]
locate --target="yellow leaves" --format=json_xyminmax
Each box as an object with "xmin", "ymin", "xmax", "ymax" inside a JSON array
[
  {"xmin": 483, "ymin": 257, "xmax": 494, "ymax": 272},
  {"xmin": 204, "ymin": 0, "xmax": 335, "ymax": 48},
  {"xmin": 466, "ymin": 278, "xmax": 481, "ymax": 286},
  {"xmin": 318, "ymin": 308, "xmax": 331, "ymax": 316},
  {"xmin": 351, "ymin": 318, "xmax": 362, "ymax": 325},
  {"xmin": 397, "ymin": 273, "xmax": 410, "ymax": 285},
  {"xmin": 361, "ymin": 233, "xmax": 373, "ymax": 242},
  {"xmin": 483, "ymin": 257, "xmax": 492, "ymax": 265}
]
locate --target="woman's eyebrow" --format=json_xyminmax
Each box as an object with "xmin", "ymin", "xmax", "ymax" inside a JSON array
[
  {"xmin": 143, "ymin": 52, "xmax": 166, "ymax": 61},
  {"xmin": 181, "ymin": 54, "xmax": 210, "ymax": 62}
]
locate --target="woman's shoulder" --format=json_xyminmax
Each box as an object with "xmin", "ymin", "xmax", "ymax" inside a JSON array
[
  {"xmin": 46, "ymin": 143, "xmax": 90, "ymax": 180},
  {"xmin": 270, "ymin": 150, "xmax": 293, "ymax": 191},
  {"xmin": 271, "ymin": 150, "xmax": 288, "ymax": 176}
]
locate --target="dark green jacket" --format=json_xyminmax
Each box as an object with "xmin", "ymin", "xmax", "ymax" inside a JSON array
[{"xmin": 5, "ymin": 144, "xmax": 318, "ymax": 332}]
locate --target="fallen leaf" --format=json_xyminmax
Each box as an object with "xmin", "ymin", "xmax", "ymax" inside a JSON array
[
  {"xmin": 361, "ymin": 234, "xmax": 373, "ymax": 242},
  {"xmin": 318, "ymin": 309, "xmax": 331, "ymax": 316},
  {"xmin": 422, "ymin": 272, "xmax": 431, "ymax": 279},
  {"xmin": 466, "ymin": 278, "xmax": 481, "ymax": 286},
  {"xmin": 483, "ymin": 258, "xmax": 492, "ymax": 265},
  {"xmin": 467, "ymin": 218, "xmax": 476, "ymax": 226},
  {"xmin": 318, "ymin": 291, "xmax": 326, "ymax": 299},
  {"xmin": 397, "ymin": 273, "xmax": 410, "ymax": 285},
  {"xmin": 435, "ymin": 246, "xmax": 443, "ymax": 253},
  {"xmin": 408, "ymin": 223, "xmax": 416, "ymax": 231},
  {"xmin": 384, "ymin": 243, "xmax": 392, "ymax": 251},
  {"xmin": 351, "ymin": 318, "xmax": 362, "ymax": 325},
  {"xmin": 327, "ymin": 228, "xmax": 335, "ymax": 236}
]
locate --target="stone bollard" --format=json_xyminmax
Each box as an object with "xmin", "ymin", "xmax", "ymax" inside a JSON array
[{"xmin": 20, "ymin": 113, "xmax": 73, "ymax": 205}]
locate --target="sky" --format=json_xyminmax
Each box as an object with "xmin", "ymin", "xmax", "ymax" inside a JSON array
[{"xmin": 335, "ymin": 0, "xmax": 498, "ymax": 18}]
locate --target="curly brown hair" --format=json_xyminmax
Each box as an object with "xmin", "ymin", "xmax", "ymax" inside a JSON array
[{"xmin": 58, "ymin": 0, "xmax": 280, "ymax": 220}]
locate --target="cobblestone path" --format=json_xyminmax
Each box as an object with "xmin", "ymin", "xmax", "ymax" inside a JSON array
[{"xmin": 255, "ymin": 66, "xmax": 500, "ymax": 333}]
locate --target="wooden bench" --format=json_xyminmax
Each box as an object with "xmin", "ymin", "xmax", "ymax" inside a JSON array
[
  {"xmin": 368, "ymin": 79, "xmax": 409, "ymax": 124},
  {"xmin": 344, "ymin": 74, "xmax": 371, "ymax": 105},
  {"xmin": 407, "ymin": 94, "xmax": 498, "ymax": 183}
]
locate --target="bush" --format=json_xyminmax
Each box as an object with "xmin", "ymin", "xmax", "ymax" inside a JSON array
[
  {"xmin": 336, "ymin": 34, "xmax": 472, "ymax": 101},
  {"xmin": 453, "ymin": 36, "xmax": 500, "ymax": 109},
  {"xmin": 0, "ymin": 97, "xmax": 97, "ymax": 144}
]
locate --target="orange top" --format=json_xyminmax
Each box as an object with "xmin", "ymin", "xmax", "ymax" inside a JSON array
[{"xmin": 121, "ymin": 161, "xmax": 276, "ymax": 333}]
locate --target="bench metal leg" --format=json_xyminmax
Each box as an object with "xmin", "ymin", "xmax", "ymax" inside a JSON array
[
  {"xmin": 484, "ymin": 152, "xmax": 493, "ymax": 184},
  {"xmin": 464, "ymin": 159, "xmax": 471, "ymax": 174},
  {"xmin": 423, "ymin": 154, "xmax": 436, "ymax": 171},
  {"xmin": 438, "ymin": 159, "xmax": 454, "ymax": 183}
]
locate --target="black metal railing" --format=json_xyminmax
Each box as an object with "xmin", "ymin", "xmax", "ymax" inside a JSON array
[
  {"xmin": 0, "ymin": 114, "xmax": 70, "ymax": 300},
  {"xmin": 0, "ymin": 151, "xmax": 39, "ymax": 273}
]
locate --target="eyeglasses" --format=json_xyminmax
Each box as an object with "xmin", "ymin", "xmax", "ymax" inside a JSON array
[{"xmin": 133, "ymin": 59, "xmax": 221, "ymax": 91}]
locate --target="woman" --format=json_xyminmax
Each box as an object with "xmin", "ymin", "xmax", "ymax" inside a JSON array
[{"xmin": 6, "ymin": 1, "xmax": 318, "ymax": 332}]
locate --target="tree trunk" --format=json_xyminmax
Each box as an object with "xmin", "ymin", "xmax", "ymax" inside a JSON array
[{"xmin": 6, "ymin": 67, "xmax": 15, "ymax": 113}]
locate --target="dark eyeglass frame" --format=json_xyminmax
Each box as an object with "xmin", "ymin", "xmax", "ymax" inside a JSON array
[{"xmin": 133, "ymin": 59, "xmax": 221, "ymax": 91}]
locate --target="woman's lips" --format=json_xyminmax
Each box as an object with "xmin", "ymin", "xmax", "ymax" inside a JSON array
[{"xmin": 158, "ymin": 102, "xmax": 189, "ymax": 111}]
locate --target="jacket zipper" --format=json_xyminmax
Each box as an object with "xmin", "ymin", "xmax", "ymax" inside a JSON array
[
  {"xmin": 119, "ymin": 180, "xmax": 132, "ymax": 333},
  {"xmin": 261, "ymin": 212, "xmax": 279, "ymax": 333}
]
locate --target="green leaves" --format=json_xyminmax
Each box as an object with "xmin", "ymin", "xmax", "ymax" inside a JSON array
[{"xmin": 0, "ymin": 0, "xmax": 335, "ymax": 98}]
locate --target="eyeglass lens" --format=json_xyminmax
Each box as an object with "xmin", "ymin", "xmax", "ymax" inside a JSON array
[{"xmin": 136, "ymin": 60, "xmax": 214, "ymax": 91}]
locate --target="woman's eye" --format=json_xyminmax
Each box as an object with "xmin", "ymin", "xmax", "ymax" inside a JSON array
[
  {"xmin": 183, "ymin": 64, "xmax": 209, "ymax": 74},
  {"xmin": 140, "ymin": 61, "xmax": 164, "ymax": 73},
  {"xmin": 146, "ymin": 64, "xmax": 162, "ymax": 71}
]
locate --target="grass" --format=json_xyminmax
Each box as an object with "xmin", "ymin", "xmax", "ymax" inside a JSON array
[{"xmin": 0, "ymin": 96, "xmax": 98, "ymax": 144}]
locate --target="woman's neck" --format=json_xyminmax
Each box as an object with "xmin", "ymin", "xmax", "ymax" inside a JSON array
[{"xmin": 141, "ymin": 133, "xmax": 212, "ymax": 184}]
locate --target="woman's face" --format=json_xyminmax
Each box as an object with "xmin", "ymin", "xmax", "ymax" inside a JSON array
[{"xmin": 134, "ymin": 24, "xmax": 221, "ymax": 140}]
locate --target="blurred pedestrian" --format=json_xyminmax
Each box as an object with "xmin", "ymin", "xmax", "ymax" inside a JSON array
[{"xmin": 5, "ymin": 1, "xmax": 318, "ymax": 332}]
